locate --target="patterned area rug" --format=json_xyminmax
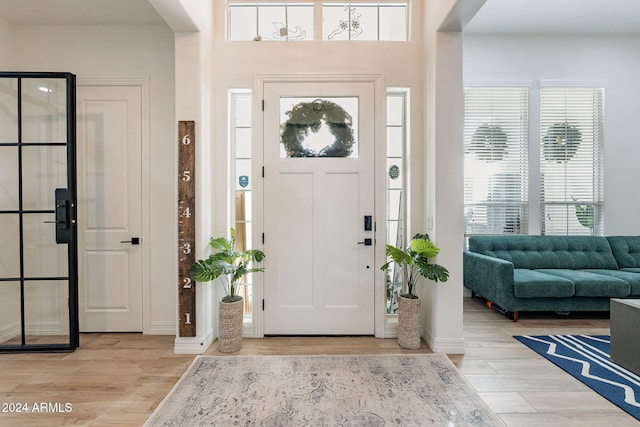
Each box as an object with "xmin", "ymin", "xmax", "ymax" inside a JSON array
[
  {"xmin": 515, "ymin": 335, "xmax": 640, "ymax": 420},
  {"xmin": 145, "ymin": 353, "xmax": 503, "ymax": 426}
]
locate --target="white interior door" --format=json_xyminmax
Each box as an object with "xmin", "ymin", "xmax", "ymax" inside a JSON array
[
  {"xmin": 76, "ymin": 85, "xmax": 143, "ymax": 332},
  {"xmin": 263, "ymin": 81, "xmax": 376, "ymax": 335}
]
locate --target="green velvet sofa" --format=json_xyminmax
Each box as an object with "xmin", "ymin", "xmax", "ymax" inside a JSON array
[{"xmin": 463, "ymin": 235, "xmax": 640, "ymax": 321}]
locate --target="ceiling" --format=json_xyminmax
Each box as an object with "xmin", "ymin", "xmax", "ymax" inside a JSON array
[
  {"xmin": 1, "ymin": 0, "xmax": 639, "ymax": 36},
  {"xmin": 0, "ymin": 0, "xmax": 166, "ymax": 26},
  {"xmin": 464, "ymin": 0, "xmax": 640, "ymax": 36}
]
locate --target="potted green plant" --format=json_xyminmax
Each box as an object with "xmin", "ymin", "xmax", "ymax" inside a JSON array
[
  {"xmin": 381, "ymin": 233, "xmax": 449, "ymax": 349},
  {"xmin": 190, "ymin": 228, "xmax": 265, "ymax": 353}
]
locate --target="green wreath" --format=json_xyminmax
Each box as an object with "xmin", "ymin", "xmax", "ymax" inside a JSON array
[
  {"xmin": 467, "ymin": 124, "xmax": 508, "ymax": 162},
  {"xmin": 280, "ymin": 99, "xmax": 355, "ymax": 157},
  {"xmin": 542, "ymin": 123, "xmax": 582, "ymax": 163}
]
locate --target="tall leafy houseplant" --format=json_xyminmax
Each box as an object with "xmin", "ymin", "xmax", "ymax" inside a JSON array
[
  {"xmin": 189, "ymin": 228, "xmax": 265, "ymax": 353},
  {"xmin": 190, "ymin": 228, "xmax": 265, "ymax": 302},
  {"xmin": 381, "ymin": 233, "xmax": 449, "ymax": 350},
  {"xmin": 381, "ymin": 233, "xmax": 449, "ymax": 299}
]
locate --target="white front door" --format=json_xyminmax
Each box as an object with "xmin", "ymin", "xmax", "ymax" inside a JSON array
[
  {"xmin": 76, "ymin": 85, "xmax": 143, "ymax": 332},
  {"xmin": 262, "ymin": 81, "xmax": 376, "ymax": 335}
]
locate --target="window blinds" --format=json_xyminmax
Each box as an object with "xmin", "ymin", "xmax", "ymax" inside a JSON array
[
  {"xmin": 540, "ymin": 86, "xmax": 604, "ymax": 235},
  {"xmin": 464, "ymin": 87, "xmax": 529, "ymax": 236}
]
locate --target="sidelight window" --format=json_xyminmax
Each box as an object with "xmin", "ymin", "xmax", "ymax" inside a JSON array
[
  {"xmin": 230, "ymin": 90, "xmax": 255, "ymax": 315},
  {"xmin": 385, "ymin": 89, "xmax": 407, "ymax": 314}
]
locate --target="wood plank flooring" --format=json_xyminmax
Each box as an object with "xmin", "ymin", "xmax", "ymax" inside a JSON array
[
  {"xmin": 457, "ymin": 297, "xmax": 638, "ymax": 426},
  {"xmin": 0, "ymin": 297, "xmax": 637, "ymax": 426}
]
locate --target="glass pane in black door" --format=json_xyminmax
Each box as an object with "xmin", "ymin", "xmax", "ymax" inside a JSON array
[
  {"xmin": 0, "ymin": 78, "xmax": 18, "ymax": 143},
  {"xmin": 21, "ymin": 78, "xmax": 67, "ymax": 144},
  {"xmin": 24, "ymin": 280, "xmax": 70, "ymax": 345},
  {"xmin": 0, "ymin": 281, "xmax": 21, "ymax": 345}
]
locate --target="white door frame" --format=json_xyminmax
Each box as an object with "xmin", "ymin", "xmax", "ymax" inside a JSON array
[
  {"xmin": 77, "ymin": 77, "xmax": 151, "ymax": 334},
  {"xmin": 253, "ymin": 74, "xmax": 388, "ymax": 338}
]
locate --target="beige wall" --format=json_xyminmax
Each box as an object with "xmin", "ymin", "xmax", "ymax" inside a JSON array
[
  {"xmin": 3, "ymin": 0, "xmax": 477, "ymax": 352},
  {"xmin": 12, "ymin": 23, "xmax": 177, "ymax": 334},
  {"xmin": 0, "ymin": 16, "xmax": 15, "ymax": 68}
]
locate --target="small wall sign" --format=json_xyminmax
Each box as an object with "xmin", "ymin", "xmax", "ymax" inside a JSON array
[{"xmin": 389, "ymin": 165, "xmax": 400, "ymax": 180}]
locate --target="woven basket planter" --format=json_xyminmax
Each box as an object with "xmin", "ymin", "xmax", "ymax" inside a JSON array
[
  {"xmin": 398, "ymin": 295, "xmax": 421, "ymax": 349},
  {"xmin": 218, "ymin": 298, "xmax": 244, "ymax": 353}
]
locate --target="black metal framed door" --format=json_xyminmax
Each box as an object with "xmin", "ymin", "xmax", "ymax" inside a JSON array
[{"xmin": 0, "ymin": 72, "xmax": 78, "ymax": 352}]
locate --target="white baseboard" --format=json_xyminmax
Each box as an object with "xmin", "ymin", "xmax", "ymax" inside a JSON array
[
  {"xmin": 382, "ymin": 316, "xmax": 398, "ymax": 338},
  {"xmin": 174, "ymin": 330, "xmax": 214, "ymax": 354},
  {"xmin": 424, "ymin": 331, "xmax": 466, "ymax": 354},
  {"xmin": 0, "ymin": 322, "xmax": 20, "ymax": 343},
  {"xmin": 25, "ymin": 321, "xmax": 62, "ymax": 336},
  {"xmin": 148, "ymin": 321, "xmax": 176, "ymax": 335}
]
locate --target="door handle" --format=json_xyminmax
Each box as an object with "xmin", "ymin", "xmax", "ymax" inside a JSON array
[
  {"xmin": 50, "ymin": 188, "xmax": 72, "ymax": 244},
  {"xmin": 357, "ymin": 238, "xmax": 372, "ymax": 246},
  {"xmin": 120, "ymin": 237, "xmax": 140, "ymax": 245}
]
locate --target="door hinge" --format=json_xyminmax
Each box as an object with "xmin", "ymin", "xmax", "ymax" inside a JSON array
[
  {"xmin": 262, "ymin": 99, "xmax": 264, "ymax": 111},
  {"xmin": 262, "ymin": 166, "xmax": 265, "ymax": 178},
  {"xmin": 262, "ymin": 299, "xmax": 265, "ymax": 311},
  {"xmin": 262, "ymin": 233, "xmax": 265, "ymax": 244}
]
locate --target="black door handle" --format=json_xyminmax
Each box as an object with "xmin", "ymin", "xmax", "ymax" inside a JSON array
[
  {"xmin": 120, "ymin": 237, "xmax": 140, "ymax": 245},
  {"xmin": 357, "ymin": 238, "xmax": 372, "ymax": 246}
]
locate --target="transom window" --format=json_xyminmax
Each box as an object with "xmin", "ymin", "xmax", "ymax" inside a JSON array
[{"xmin": 228, "ymin": 1, "xmax": 408, "ymax": 41}]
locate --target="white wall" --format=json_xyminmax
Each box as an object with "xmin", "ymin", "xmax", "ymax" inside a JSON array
[
  {"xmin": 210, "ymin": 2, "xmax": 427, "ymax": 246},
  {"xmin": 463, "ymin": 35, "xmax": 640, "ymax": 235},
  {"xmin": 210, "ymin": 2, "xmax": 427, "ymax": 337},
  {"xmin": 170, "ymin": 0, "xmax": 216, "ymax": 353},
  {"xmin": 421, "ymin": 0, "xmax": 476, "ymax": 354},
  {"xmin": 12, "ymin": 24, "xmax": 177, "ymax": 334}
]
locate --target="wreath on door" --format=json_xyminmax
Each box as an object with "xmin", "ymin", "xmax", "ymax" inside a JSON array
[
  {"xmin": 280, "ymin": 99, "xmax": 355, "ymax": 158},
  {"xmin": 466, "ymin": 124, "xmax": 508, "ymax": 162},
  {"xmin": 542, "ymin": 123, "xmax": 582, "ymax": 163}
]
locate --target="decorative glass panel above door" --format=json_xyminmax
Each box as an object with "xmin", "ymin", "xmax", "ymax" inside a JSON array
[{"xmin": 279, "ymin": 97, "xmax": 358, "ymax": 158}]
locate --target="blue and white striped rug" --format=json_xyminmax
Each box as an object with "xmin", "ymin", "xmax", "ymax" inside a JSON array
[{"xmin": 514, "ymin": 335, "xmax": 640, "ymax": 420}]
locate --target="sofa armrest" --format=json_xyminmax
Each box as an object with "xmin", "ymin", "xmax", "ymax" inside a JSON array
[{"xmin": 463, "ymin": 251, "xmax": 516, "ymax": 304}]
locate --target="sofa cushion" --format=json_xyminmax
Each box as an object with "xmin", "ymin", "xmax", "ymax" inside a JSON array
[
  {"xmin": 536, "ymin": 269, "xmax": 631, "ymax": 297},
  {"xmin": 587, "ymin": 269, "xmax": 640, "ymax": 296},
  {"xmin": 513, "ymin": 269, "xmax": 575, "ymax": 298},
  {"xmin": 607, "ymin": 236, "xmax": 640, "ymax": 268},
  {"xmin": 468, "ymin": 235, "xmax": 618, "ymax": 270}
]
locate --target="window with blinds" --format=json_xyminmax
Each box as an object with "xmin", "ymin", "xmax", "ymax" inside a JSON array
[
  {"xmin": 540, "ymin": 86, "xmax": 604, "ymax": 235},
  {"xmin": 464, "ymin": 86, "xmax": 529, "ymax": 236}
]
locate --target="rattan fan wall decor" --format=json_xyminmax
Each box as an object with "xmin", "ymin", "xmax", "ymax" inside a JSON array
[
  {"xmin": 542, "ymin": 122, "xmax": 582, "ymax": 163},
  {"xmin": 467, "ymin": 124, "xmax": 508, "ymax": 162}
]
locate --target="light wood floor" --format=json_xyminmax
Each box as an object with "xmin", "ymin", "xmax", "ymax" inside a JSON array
[{"xmin": 0, "ymin": 298, "xmax": 637, "ymax": 426}]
